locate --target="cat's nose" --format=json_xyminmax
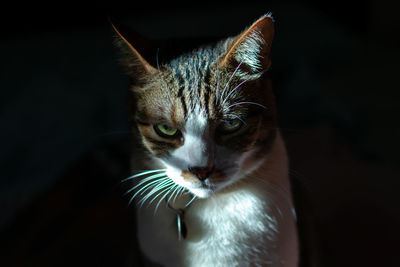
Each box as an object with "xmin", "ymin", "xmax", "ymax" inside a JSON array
[{"xmin": 188, "ymin": 165, "xmax": 214, "ymax": 181}]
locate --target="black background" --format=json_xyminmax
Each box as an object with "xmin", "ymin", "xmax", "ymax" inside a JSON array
[{"xmin": 1, "ymin": 1, "xmax": 399, "ymax": 266}]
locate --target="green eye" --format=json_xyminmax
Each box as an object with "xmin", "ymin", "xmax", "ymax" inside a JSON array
[
  {"xmin": 154, "ymin": 124, "xmax": 179, "ymax": 137},
  {"xmin": 219, "ymin": 119, "xmax": 243, "ymax": 133}
]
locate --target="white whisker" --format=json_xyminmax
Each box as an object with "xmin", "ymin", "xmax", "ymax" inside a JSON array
[
  {"xmin": 227, "ymin": 114, "xmax": 247, "ymax": 125},
  {"xmin": 215, "ymin": 60, "xmax": 220, "ymax": 104},
  {"xmin": 140, "ymin": 179, "xmax": 175, "ymax": 207},
  {"xmin": 122, "ymin": 169, "xmax": 167, "ymax": 183},
  {"xmin": 129, "ymin": 180, "xmax": 163, "ymax": 206},
  {"xmin": 136, "ymin": 176, "xmax": 170, "ymax": 197},
  {"xmin": 222, "ymin": 78, "xmax": 250, "ymax": 106},
  {"xmin": 148, "ymin": 183, "xmax": 175, "ymax": 206},
  {"xmin": 173, "ymin": 186, "xmax": 184, "ymax": 204},
  {"xmin": 124, "ymin": 173, "xmax": 168, "ymax": 195},
  {"xmin": 178, "ymin": 186, "xmax": 186, "ymax": 197},
  {"xmin": 166, "ymin": 184, "xmax": 180, "ymax": 205},
  {"xmin": 226, "ymin": 101, "xmax": 266, "ymax": 110},
  {"xmin": 219, "ymin": 61, "xmax": 243, "ymax": 104},
  {"xmin": 154, "ymin": 183, "xmax": 180, "ymax": 213},
  {"xmin": 128, "ymin": 176, "xmax": 169, "ymax": 205}
]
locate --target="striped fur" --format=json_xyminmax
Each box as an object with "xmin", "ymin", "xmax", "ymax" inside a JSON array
[{"xmin": 129, "ymin": 40, "xmax": 277, "ymax": 156}]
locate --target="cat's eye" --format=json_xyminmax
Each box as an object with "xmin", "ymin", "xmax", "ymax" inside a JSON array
[
  {"xmin": 218, "ymin": 119, "xmax": 243, "ymax": 134},
  {"xmin": 154, "ymin": 124, "xmax": 179, "ymax": 138}
]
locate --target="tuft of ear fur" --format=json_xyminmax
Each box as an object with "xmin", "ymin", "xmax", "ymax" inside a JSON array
[
  {"xmin": 110, "ymin": 20, "xmax": 157, "ymax": 79},
  {"xmin": 221, "ymin": 13, "xmax": 275, "ymax": 79}
]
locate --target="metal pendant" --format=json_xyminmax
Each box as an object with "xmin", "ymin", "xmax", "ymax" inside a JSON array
[
  {"xmin": 176, "ymin": 209, "xmax": 187, "ymax": 240},
  {"xmin": 166, "ymin": 194, "xmax": 196, "ymax": 241}
]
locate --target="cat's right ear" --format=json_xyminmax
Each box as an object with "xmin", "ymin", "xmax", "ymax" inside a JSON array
[
  {"xmin": 110, "ymin": 19, "xmax": 158, "ymax": 78},
  {"xmin": 220, "ymin": 14, "xmax": 275, "ymax": 79}
]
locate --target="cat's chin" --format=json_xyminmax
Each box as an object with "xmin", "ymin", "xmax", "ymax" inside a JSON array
[
  {"xmin": 189, "ymin": 187, "xmax": 215, "ymax": 198},
  {"xmin": 187, "ymin": 180, "xmax": 233, "ymax": 198}
]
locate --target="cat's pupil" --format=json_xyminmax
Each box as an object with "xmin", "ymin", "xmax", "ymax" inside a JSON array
[
  {"xmin": 162, "ymin": 125, "xmax": 173, "ymax": 131},
  {"xmin": 227, "ymin": 120, "xmax": 236, "ymax": 126}
]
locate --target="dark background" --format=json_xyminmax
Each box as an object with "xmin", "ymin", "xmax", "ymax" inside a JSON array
[{"xmin": 1, "ymin": 1, "xmax": 399, "ymax": 266}]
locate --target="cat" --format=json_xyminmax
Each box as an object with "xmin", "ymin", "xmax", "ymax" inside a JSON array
[{"xmin": 112, "ymin": 13, "xmax": 299, "ymax": 267}]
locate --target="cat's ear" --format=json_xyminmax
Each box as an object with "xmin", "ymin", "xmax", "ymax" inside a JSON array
[
  {"xmin": 221, "ymin": 14, "xmax": 275, "ymax": 78},
  {"xmin": 110, "ymin": 20, "xmax": 158, "ymax": 78}
]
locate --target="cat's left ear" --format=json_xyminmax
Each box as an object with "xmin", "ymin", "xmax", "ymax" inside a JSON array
[
  {"xmin": 221, "ymin": 14, "xmax": 275, "ymax": 78},
  {"xmin": 110, "ymin": 19, "xmax": 158, "ymax": 78}
]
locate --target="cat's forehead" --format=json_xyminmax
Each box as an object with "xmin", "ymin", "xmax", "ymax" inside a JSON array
[
  {"xmin": 136, "ymin": 43, "xmax": 264, "ymax": 125},
  {"xmin": 149, "ymin": 48, "xmax": 219, "ymax": 121},
  {"xmin": 166, "ymin": 47, "xmax": 218, "ymax": 82}
]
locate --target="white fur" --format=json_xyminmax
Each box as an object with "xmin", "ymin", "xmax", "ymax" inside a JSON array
[
  {"xmin": 135, "ymin": 134, "xmax": 299, "ymax": 266},
  {"xmin": 163, "ymin": 107, "xmax": 216, "ymax": 198},
  {"xmin": 169, "ymin": 107, "xmax": 208, "ymax": 169}
]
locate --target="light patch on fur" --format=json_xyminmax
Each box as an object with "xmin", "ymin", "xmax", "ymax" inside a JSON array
[
  {"xmin": 184, "ymin": 186, "xmax": 279, "ymax": 267},
  {"xmin": 227, "ymin": 13, "xmax": 274, "ymax": 81},
  {"xmin": 234, "ymin": 29, "xmax": 266, "ymax": 74}
]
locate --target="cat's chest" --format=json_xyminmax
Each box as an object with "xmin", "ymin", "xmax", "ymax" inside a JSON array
[
  {"xmin": 185, "ymin": 189, "xmax": 275, "ymax": 240},
  {"xmin": 137, "ymin": 187, "xmax": 277, "ymax": 262}
]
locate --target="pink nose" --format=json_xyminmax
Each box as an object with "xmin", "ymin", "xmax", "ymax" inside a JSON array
[{"xmin": 188, "ymin": 165, "xmax": 214, "ymax": 181}]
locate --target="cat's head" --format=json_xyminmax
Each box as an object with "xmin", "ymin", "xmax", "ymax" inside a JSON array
[{"xmin": 114, "ymin": 14, "xmax": 277, "ymax": 198}]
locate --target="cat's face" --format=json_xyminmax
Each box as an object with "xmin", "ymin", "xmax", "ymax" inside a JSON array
[{"xmin": 114, "ymin": 14, "xmax": 276, "ymax": 198}]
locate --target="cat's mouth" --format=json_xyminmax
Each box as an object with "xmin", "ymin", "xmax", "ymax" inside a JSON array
[
  {"xmin": 179, "ymin": 170, "xmax": 235, "ymax": 198},
  {"xmin": 186, "ymin": 177, "xmax": 228, "ymax": 198}
]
